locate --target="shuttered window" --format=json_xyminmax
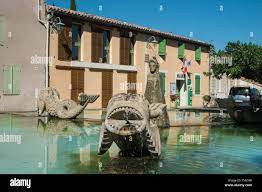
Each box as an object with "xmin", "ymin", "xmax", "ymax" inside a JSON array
[
  {"xmin": 160, "ymin": 72, "xmax": 166, "ymax": 96},
  {"xmin": 120, "ymin": 31, "xmax": 135, "ymax": 65},
  {"xmin": 195, "ymin": 75, "xmax": 201, "ymax": 95},
  {"xmin": 91, "ymin": 27, "xmax": 110, "ymax": 63},
  {"xmin": 12, "ymin": 65, "xmax": 21, "ymax": 94},
  {"xmin": 3, "ymin": 65, "xmax": 12, "ymax": 94},
  {"xmin": 178, "ymin": 43, "xmax": 185, "ymax": 59},
  {"xmin": 195, "ymin": 46, "xmax": 201, "ymax": 61},
  {"xmin": 71, "ymin": 69, "xmax": 84, "ymax": 103},
  {"xmin": 58, "ymin": 24, "xmax": 72, "ymax": 61},
  {"xmin": 3, "ymin": 65, "xmax": 21, "ymax": 95},
  {"xmin": 0, "ymin": 16, "xmax": 5, "ymax": 46},
  {"xmin": 158, "ymin": 39, "xmax": 166, "ymax": 56},
  {"xmin": 102, "ymin": 71, "xmax": 113, "ymax": 108},
  {"xmin": 120, "ymin": 37, "xmax": 129, "ymax": 65},
  {"xmin": 127, "ymin": 72, "xmax": 137, "ymax": 94},
  {"xmin": 91, "ymin": 29, "xmax": 103, "ymax": 63}
]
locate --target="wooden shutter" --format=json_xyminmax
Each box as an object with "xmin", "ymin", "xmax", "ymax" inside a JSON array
[
  {"xmin": 3, "ymin": 65, "xmax": 13, "ymax": 95},
  {"xmin": 12, "ymin": 65, "xmax": 21, "ymax": 95},
  {"xmin": 178, "ymin": 43, "xmax": 185, "ymax": 59},
  {"xmin": 127, "ymin": 72, "xmax": 137, "ymax": 94},
  {"xmin": 195, "ymin": 46, "xmax": 201, "ymax": 61},
  {"xmin": 160, "ymin": 72, "xmax": 166, "ymax": 96},
  {"xmin": 0, "ymin": 16, "xmax": 5, "ymax": 45},
  {"xmin": 58, "ymin": 25, "xmax": 72, "ymax": 61},
  {"xmin": 102, "ymin": 71, "xmax": 113, "ymax": 108},
  {"xmin": 195, "ymin": 75, "xmax": 201, "ymax": 95},
  {"xmin": 120, "ymin": 37, "xmax": 130, "ymax": 65},
  {"xmin": 91, "ymin": 30, "xmax": 103, "ymax": 63},
  {"xmin": 71, "ymin": 69, "xmax": 84, "ymax": 103},
  {"xmin": 158, "ymin": 39, "xmax": 166, "ymax": 56}
]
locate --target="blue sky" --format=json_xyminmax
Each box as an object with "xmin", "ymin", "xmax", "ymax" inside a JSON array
[{"xmin": 46, "ymin": 0, "xmax": 262, "ymax": 50}]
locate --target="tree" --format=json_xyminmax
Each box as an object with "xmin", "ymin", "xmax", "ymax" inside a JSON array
[
  {"xmin": 211, "ymin": 41, "xmax": 262, "ymax": 84},
  {"xmin": 70, "ymin": 0, "xmax": 77, "ymax": 11}
]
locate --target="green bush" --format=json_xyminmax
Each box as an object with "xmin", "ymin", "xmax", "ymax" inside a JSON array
[{"xmin": 202, "ymin": 95, "xmax": 211, "ymax": 102}]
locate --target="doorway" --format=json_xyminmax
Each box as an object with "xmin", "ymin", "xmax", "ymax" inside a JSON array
[
  {"xmin": 102, "ymin": 71, "xmax": 113, "ymax": 108},
  {"xmin": 176, "ymin": 80, "xmax": 186, "ymax": 107},
  {"xmin": 71, "ymin": 69, "xmax": 85, "ymax": 103}
]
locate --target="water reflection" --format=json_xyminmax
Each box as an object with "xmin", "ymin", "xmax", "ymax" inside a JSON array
[
  {"xmin": 0, "ymin": 114, "xmax": 261, "ymax": 174},
  {"xmin": 36, "ymin": 118, "xmax": 102, "ymax": 173},
  {"xmin": 169, "ymin": 111, "xmax": 231, "ymax": 124}
]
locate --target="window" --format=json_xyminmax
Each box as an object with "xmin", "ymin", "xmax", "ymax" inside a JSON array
[
  {"xmin": 58, "ymin": 23, "xmax": 82, "ymax": 61},
  {"xmin": 178, "ymin": 42, "xmax": 185, "ymax": 59},
  {"xmin": 91, "ymin": 27, "xmax": 111, "ymax": 63},
  {"xmin": 158, "ymin": 38, "xmax": 166, "ymax": 60},
  {"xmin": 195, "ymin": 46, "xmax": 201, "ymax": 61},
  {"xmin": 129, "ymin": 36, "xmax": 135, "ymax": 65},
  {"xmin": 120, "ymin": 31, "xmax": 135, "ymax": 65},
  {"xmin": 3, "ymin": 65, "xmax": 21, "ymax": 95},
  {"xmin": 160, "ymin": 72, "xmax": 166, "ymax": 96},
  {"xmin": 103, "ymin": 30, "xmax": 110, "ymax": 63},
  {"xmin": 194, "ymin": 74, "xmax": 201, "ymax": 95},
  {"xmin": 72, "ymin": 24, "xmax": 82, "ymax": 61},
  {"xmin": 0, "ymin": 16, "xmax": 5, "ymax": 46}
]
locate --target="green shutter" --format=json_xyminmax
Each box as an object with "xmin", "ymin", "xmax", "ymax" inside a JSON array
[
  {"xmin": 12, "ymin": 65, "xmax": 21, "ymax": 95},
  {"xmin": 195, "ymin": 75, "xmax": 201, "ymax": 95},
  {"xmin": 160, "ymin": 73, "xmax": 166, "ymax": 96},
  {"xmin": 3, "ymin": 65, "xmax": 13, "ymax": 95},
  {"xmin": 178, "ymin": 43, "xmax": 185, "ymax": 59},
  {"xmin": 0, "ymin": 16, "xmax": 5, "ymax": 45},
  {"xmin": 195, "ymin": 46, "xmax": 201, "ymax": 61},
  {"xmin": 158, "ymin": 39, "xmax": 166, "ymax": 56}
]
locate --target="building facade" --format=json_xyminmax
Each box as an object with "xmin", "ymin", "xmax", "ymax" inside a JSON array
[
  {"xmin": 48, "ymin": 6, "xmax": 211, "ymax": 114},
  {"xmin": 0, "ymin": 0, "xmax": 46, "ymax": 111}
]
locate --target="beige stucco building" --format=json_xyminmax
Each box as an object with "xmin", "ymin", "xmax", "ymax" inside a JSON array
[
  {"xmin": 0, "ymin": 0, "xmax": 46, "ymax": 112},
  {"xmin": 48, "ymin": 6, "xmax": 211, "ymax": 114}
]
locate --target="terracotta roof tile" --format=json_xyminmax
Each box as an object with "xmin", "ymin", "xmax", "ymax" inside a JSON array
[{"xmin": 47, "ymin": 5, "xmax": 211, "ymax": 47}]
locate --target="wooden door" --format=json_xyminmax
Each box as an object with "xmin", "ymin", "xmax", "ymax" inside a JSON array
[
  {"xmin": 120, "ymin": 36, "xmax": 130, "ymax": 65},
  {"xmin": 91, "ymin": 29, "xmax": 103, "ymax": 63},
  {"xmin": 102, "ymin": 71, "xmax": 113, "ymax": 108},
  {"xmin": 127, "ymin": 72, "xmax": 137, "ymax": 94},
  {"xmin": 71, "ymin": 69, "xmax": 85, "ymax": 103}
]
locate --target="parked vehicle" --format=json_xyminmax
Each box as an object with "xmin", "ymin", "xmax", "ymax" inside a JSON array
[{"xmin": 227, "ymin": 86, "xmax": 262, "ymax": 123}]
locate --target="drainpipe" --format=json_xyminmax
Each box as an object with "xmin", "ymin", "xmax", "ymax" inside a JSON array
[
  {"xmin": 37, "ymin": 0, "xmax": 46, "ymax": 26},
  {"xmin": 45, "ymin": 22, "xmax": 50, "ymax": 88},
  {"xmin": 38, "ymin": 0, "xmax": 49, "ymax": 88}
]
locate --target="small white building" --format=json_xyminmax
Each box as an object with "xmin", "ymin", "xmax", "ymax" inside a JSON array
[{"xmin": 210, "ymin": 75, "xmax": 262, "ymax": 98}]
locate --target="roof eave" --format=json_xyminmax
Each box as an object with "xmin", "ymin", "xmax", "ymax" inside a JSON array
[{"xmin": 47, "ymin": 5, "xmax": 212, "ymax": 47}]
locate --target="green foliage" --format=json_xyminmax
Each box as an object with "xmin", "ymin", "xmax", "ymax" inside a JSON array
[
  {"xmin": 209, "ymin": 44, "xmax": 216, "ymax": 56},
  {"xmin": 202, "ymin": 95, "xmax": 211, "ymax": 102},
  {"xmin": 70, "ymin": 0, "xmax": 77, "ymax": 10},
  {"xmin": 211, "ymin": 41, "xmax": 262, "ymax": 84},
  {"xmin": 203, "ymin": 72, "xmax": 212, "ymax": 76}
]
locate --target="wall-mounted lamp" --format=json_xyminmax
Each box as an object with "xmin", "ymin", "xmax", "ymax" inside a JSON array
[
  {"xmin": 46, "ymin": 11, "xmax": 65, "ymax": 32},
  {"xmin": 147, "ymin": 36, "xmax": 158, "ymax": 48}
]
